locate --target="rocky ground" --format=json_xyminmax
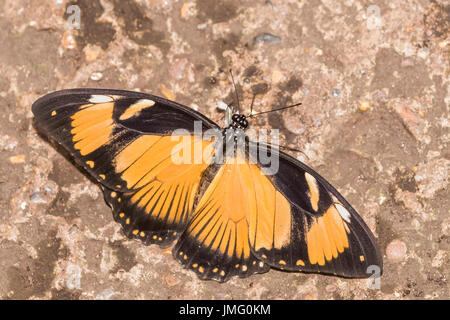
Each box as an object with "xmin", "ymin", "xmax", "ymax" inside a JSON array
[{"xmin": 0, "ymin": 0, "xmax": 448, "ymax": 300}]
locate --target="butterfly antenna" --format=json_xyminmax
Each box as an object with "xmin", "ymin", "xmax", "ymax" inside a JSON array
[
  {"xmin": 229, "ymin": 69, "xmax": 241, "ymax": 114},
  {"xmin": 248, "ymin": 93, "xmax": 257, "ymax": 117},
  {"xmin": 249, "ymin": 102, "xmax": 302, "ymax": 118}
]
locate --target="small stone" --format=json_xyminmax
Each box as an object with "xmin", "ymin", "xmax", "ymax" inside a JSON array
[
  {"xmin": 30, "ymin": 191, "xmax": 47, "ymax": 204},
  {"xmin": 332, "ymin": 88, "xmax": 340, "ymax": 97},
  {"xmin": 216, "ymin": 100, "xmax": 228, "ymax": 111},
  {"xmin": 84, "ymin": 45, "xmax": 102, "ymax": 62},
  {"xmin": 438, "ymin": 40, "xmax": 448, "ymax": 48},
  {"xmin": 61, "ymin": 30, "xmax": 77, "ymax": 50},
  {"xmin": 43, "ymin": 182, "xmax": 58, "ymax": 196},
  {"xmin": 386, "ymin": 240, "xmax": 407, "ymax": 262},
  {"xmin": 180, "ymin": 2, "xmax": 196, "ymax": 19},
  {"xmin": 301, "ymin": 86, "xmax": 310, "ymax": 95},
  {"xmin": 325, "ymin": 284, "xmax": 337, "ymax": 293},
  {"xmin": 90, "ymin": 72, "xmax": 103, "ymax": 81},
  {"xmin": 271, "ymin": 70, "xmax": 284, "ymax": 83},
  {"xmin": 164, "ymin": 275, "xmax": 181, "ymax": 287},
  {"xmin": 95, "ymin": 288, "xmax": 115, "ymax": 300},
  {"xmin": 316, "ymin": 120, "xmax": 322, "ymax": 127},
  {"xmin": 253, "ymin": 33, "xmax": 281, "ymax": 45},
  {"xmin": 0, "ymin": 135, "xmax": 18, "ymax": 151},
  {"xmin": 9, "ymin": 154, "xmax": 26, "ymax": 164},
  {"xmin": 283, "ymin": 115, "xmax": 305, "ymax": 135},
  {"xmin": 359, "ymin": 101, "xmax": 371, "ymax": 111}
]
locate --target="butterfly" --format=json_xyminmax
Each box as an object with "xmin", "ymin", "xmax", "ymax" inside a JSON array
[{"xmin": 32, "ymin": 88, "xmax": 382, "ymax": 282}]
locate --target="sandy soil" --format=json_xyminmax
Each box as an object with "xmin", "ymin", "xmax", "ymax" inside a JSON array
[{"xmin": 0, "ymin": 0, "xmax": 448, "ymax": 299}]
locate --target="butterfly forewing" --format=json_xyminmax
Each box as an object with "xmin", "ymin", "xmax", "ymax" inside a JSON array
[{"xmin": 32, "ymin": 89, "xmax": 218, "ymax": 246}]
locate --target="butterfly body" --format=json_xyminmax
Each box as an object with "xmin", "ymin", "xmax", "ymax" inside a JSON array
[{"xmin": 32, "ymin": 88, "xmax": 382, "ymax": 282}]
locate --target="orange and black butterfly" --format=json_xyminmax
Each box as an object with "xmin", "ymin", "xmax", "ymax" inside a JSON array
[{"xmin": 32, "ymin": 88, "xmax": 382, "ymax": 282}]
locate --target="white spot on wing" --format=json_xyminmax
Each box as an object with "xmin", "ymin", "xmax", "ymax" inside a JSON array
[
  {"xmin": 89, "ymin": 95, "xmax": 114, "ymax": 103},
  {"xmin": 335, "ymin": 203, "xmax": 351, "ymax": 223}
]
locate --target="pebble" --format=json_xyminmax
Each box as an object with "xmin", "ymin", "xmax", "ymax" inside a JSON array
[
  {"xmin": 253, "ymin": 33, "xmax": 282, "ymax": 45},
  {"xmin": 301, "ymin": 86, "xmax": 310, "ymax": 95},
  {"xmin": 216, "ymin": 100, "xmax": 228, "ymax": 111},
  {"xmin": 90, "ymin": 72, "xmax": 103, "ymax": 81},
  {"xmin": 332, "ymin": 88, "xmax": 340, "ymax": 97},
  {"xmin": 180, "ymin": 2, "xmax": 196, "ymax": 19},
  {"xmin": 325, "ymin": 284, "xmax": 337, "ymax": 293},
  {"xmin": 84, "ymin": 45, "xmax": 102, "ymax": 62},
  {"xmin": 271, "ymin": 70, "xmax": 284, "ymax": 83},
  {"xmin": 283, "ymin": 115, "xmax": 305, "ymax": 135},
  {"xmin": 0, "ymin": 135, "xmax": 18, "ymax": 151},
  {"xmin": 386, "ymin": 239, "xmax": 407, "ymax": 262},
  {"xmin": 30, "ymin": 182, "xmax": 58, "ymax": 204},
  {"xmin": 9, "ymin": 154, "xmax": 26, "ymax": 164},
  {"xmin": 30, "ymin": 191, "xmax": 47, "ymax": 204},
  {"xmin": 165, "ymin": 275, "xmax": 181, "ymax": 287},
  {"xmin": 61, "ymin": 30, "xmax": 77, "ymax": 50},
  {"xmin": 359, "ymin": 101, "xmax": 371, "ymax": 111}
]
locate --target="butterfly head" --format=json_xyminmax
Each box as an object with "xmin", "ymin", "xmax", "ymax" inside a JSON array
[{"xmin": 231, "ymin": 113, "xmax": 248, "ymax": 129}]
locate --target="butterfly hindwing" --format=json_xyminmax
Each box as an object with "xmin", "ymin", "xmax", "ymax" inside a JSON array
[
  {"xmin": 32, "ymin": 89, "xmax": 218, "ymax": 246},
  {"xmin": 173, "ymin": 150, "xmax": 270, "ymax": 282},
  {"xmin": 248, "ymin": 142, "xmax": 383, "ymax": 278},
  {"xmin": 173, "ymin": 141, "xmax": 382, "ymax": 282}
]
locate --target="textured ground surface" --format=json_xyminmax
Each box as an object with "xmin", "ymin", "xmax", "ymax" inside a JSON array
[{"xmin": 0, "ymin": 0, "xmax": 448, "ymax": 300}]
